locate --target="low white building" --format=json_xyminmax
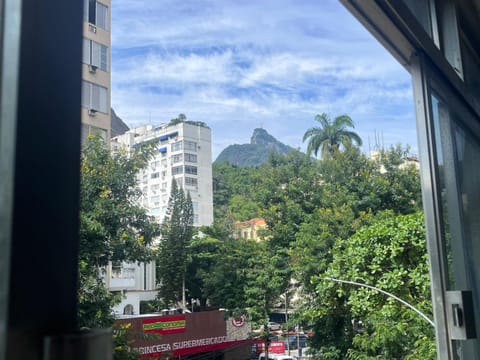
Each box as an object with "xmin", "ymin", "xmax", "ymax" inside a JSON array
[{"xmin": 109, "ymin": 121, "xmax": 214, "ymax": 315}]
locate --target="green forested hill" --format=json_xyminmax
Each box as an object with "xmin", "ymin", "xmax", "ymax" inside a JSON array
[{"xmin": 214, "ymin": 128, "xmax": 295, "ymax": 166}]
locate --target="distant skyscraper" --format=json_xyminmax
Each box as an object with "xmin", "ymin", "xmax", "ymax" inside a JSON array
[{"xmin": 81, "ymin": 0, "xmax": 111, "ymax": 141}]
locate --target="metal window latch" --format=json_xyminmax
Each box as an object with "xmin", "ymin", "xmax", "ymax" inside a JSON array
[
  {"xmin": 446, "ymin": 290, "xmax": 477, "ymax": 340},
  {"xmin": 43, "ymin": 329, "xmax": 113, "ymax": 360}
]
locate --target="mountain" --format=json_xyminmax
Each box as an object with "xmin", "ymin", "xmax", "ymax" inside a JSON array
[
  {"xmin": 110, "ymin": 108, "xmax": 130, "ymax": 138},
  {"xmin": 215, "ymin": 128, "xmax": 295, "ymax": 166}
]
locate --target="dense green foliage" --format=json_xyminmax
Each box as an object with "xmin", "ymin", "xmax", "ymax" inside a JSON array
[
  {"xmin": 157, "ymin": 178, "xmax": 194, "ymax": 307},
  {"xmin": 202, "ymin": 141, "xmax": 432, "ymax": 358},
  {"xmin": 79, "ymin": 136, "xmax": 160, "ymax": 359},
  {"xmin": 309, "ymin": 212, "xmax": 435, "ymax": 359},
  {"xmin": 79, "ymin": 136, "xmax": 160, "ymax": 328},
  {"xmin": 78, "ymin": 120, "xmax": 432, "ymax": 359}
]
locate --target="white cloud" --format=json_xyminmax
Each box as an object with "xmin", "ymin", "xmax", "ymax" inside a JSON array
[{"xmin": 111, "ymin": 0, "xmax": 418, "ymax": 159}]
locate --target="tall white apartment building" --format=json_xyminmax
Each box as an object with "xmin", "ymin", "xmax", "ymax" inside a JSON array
[
  {"xmin": 113, "ymin": 122, "xmax": 214, "ymax": 226},
  {"xmin": 109, "ymin": 121, "xmax": 213, "ymax": 315}
]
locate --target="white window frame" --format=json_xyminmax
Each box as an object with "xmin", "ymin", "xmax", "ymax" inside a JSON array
[
  {"xmin": 81, "ymin": 81, "xmax": 108, "ymax": 113},
  {"xmin": 85, "ymin": 0, "xmax": 109, "ymax": 31},
  {"xmin": 83, "ymin": 38, "xmax": 108, "ymax": 72}
]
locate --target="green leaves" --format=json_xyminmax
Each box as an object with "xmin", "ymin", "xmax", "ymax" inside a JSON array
[
  {"xmin": 210, "ymin": 139, "xmax": 426, "ymax": 358},
  {"xmin": 78, "ymin": 135, "xmax": 160, "ymax": 329},
  {"xmin": 157, "ymin": 178, "xmax": 194, "ymax": 307},
  {"xmin": 314, "ymin": 212, "xmax": 435, "ymax": 359}
]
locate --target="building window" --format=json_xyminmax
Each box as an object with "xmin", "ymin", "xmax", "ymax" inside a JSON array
[
  {"xmin": 85, "ymin": 0, "xmax": 109, "ymax": 30},
  {"xmin": 172, "ymin": 141, "xmax": 182, "ymax": 152},
  {"xmin": 185, "ymin": 165, "xmax": 197, "ymax": 175},
  {"xmin": 151, "ymin": 172, "xmax": 159, "ymax": 179},
  {"xmin": 185, "ymin": 177, "xmax": 198, "ymax": 187},
  {"xmin": 123, "ymin": 304, "xmax": 134, "ymax": 315},
  {"xmin": 81, "ymin": 81, "xmax": 108, "ymax": 113},
  {"xmin": 184, "ymin": 140, "xmax": 197, "ymax": 152},
  {"xmin": 172, "ymin": 154, "xmax": 183, "ymax": 163},
  {"xmin": 150, "ymin": 196, "xmax": 160, "ymax": 207},
  {"xmin": 172, "ymin": 166, "xmax": 183, "ymax": 175},
  {"xmin": 81, "ymin": 124, "xmax": 107, "ymax": 143},
  {"xmin": 184, "ymin": 153, "xmax": 197, "ymax": 163},
  {"xmin": 82, "ymin": 39, "xmax": 108, "ymax": 71},
  {"xmin": 151, "ymin": 184, "xmax": 159, "ymax": 192}
]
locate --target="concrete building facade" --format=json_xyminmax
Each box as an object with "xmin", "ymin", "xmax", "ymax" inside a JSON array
[
  {"xmin": 81, "ymin": 0, "xmax": 111, "ymax": 141},
  {"xmin": 113, "ymin": 122, "xmax": 214, "ymax": 227}
]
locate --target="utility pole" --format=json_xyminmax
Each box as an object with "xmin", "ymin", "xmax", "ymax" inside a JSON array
[
  {"xmin": 264, "ymin": 324, "xmax": 271, "ymax": 360},
  {"xmin": 285, "ymin": 292, "xmax": 290, "ymax": 355},
  {"xmin": 296, "ymin": 326, "xmax": 301, "ymax": 360}
]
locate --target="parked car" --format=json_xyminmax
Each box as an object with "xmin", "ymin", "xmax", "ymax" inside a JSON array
[
  {"xmin": 267, "ymin": 321, "xmax": 282, "ymax": 331},
  {"xmin": 258, "ymin": 353, "xmax": 295, "ymax": 360},
  {"xmin": 285, "ymin": 334, "xmax": 308, "ymax": 350}
]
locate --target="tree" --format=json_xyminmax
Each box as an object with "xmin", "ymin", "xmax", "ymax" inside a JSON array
[
  {"xmin": 78, "ymin": 135, "xmax": 160, "ymax": 329},
  {"xmin": 157, "ymin": 178, "xmax": 194, "ymax": 307},
  {"xmin": 310, "ymin": 212, "xmax": 435, "ymax": 359},
  {"xmin": 303, "ymin": 113, "xmax": 362, "ymax": 159},
  {"xmin": 245, "ymin": 242, "xmax": 289, "ymax": 326},
  {"xmin": 202, "ymin": 235, "xmax": 255, "ymax": 311}
]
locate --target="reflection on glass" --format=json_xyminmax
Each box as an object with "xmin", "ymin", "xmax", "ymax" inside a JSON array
[
  {"xmin": 453, "ymin": 122, "xmax": 480, "ymax": 313},
  {"xmin": 431, "ymin": 93, "xmax": 480, "ymax": 359},
  {"xmin": 402, "ymin": 0, "xmax": 433, "ymax": 37},
  {"xmin": 430, "ymin": 95, "xmax": 456, "ymax": 290},
  {"xmin": 460, "ymin": 36, "xmax": 480, "ymax": 100}
]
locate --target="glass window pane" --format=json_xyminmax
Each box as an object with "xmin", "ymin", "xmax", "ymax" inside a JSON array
[
  {"xmin": 96, "ymin": 2, "xmax": 108, "ymax": 30},
  {"xmin": 91, "ymin": 41, "xmax": 101, "ymax": 68},
  {"xmin": 91, "ymin": 84, "xmax": 100, "ymax": 110},
  {"xmin": 100, "ymin": 45, "xmax": 107, "ymax": 71},
  {"xmin": 88, "ymin": 0, "xmax": 96, "ymax": 24},
  {"xmin": 402, "ymin": 0, "xmax": 432, "ymax": 37},
  {"xmin": 81, "ymin": 81, "xmax": 90, "ymax": 108},
  {"xmin": 82, "ymin": 39, "xmax": 90, "ymax": 65},
  {"xmin": 461, "ymin": 36, "xmax": 480, "ymax": 99},
  {"xmin": 431, "ymin": 92, "xmax": 480, "ymax": 357},
  {"xmin": 83, "ymin": 0, "xmax": 89, "ymax": 21},
  {"xmin": 98, "ymin": 86, "xmax": 107, "ymax": 113}
]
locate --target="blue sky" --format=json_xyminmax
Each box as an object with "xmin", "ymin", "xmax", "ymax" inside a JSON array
[{"xmin": 111, "ymin": 0, "xmax": 417, "ymax": 159}]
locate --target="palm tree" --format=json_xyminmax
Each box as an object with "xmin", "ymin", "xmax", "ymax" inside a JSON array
[{"xmin": 302, "ymin": 113, "xmax": 362, "ymax": 159}]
